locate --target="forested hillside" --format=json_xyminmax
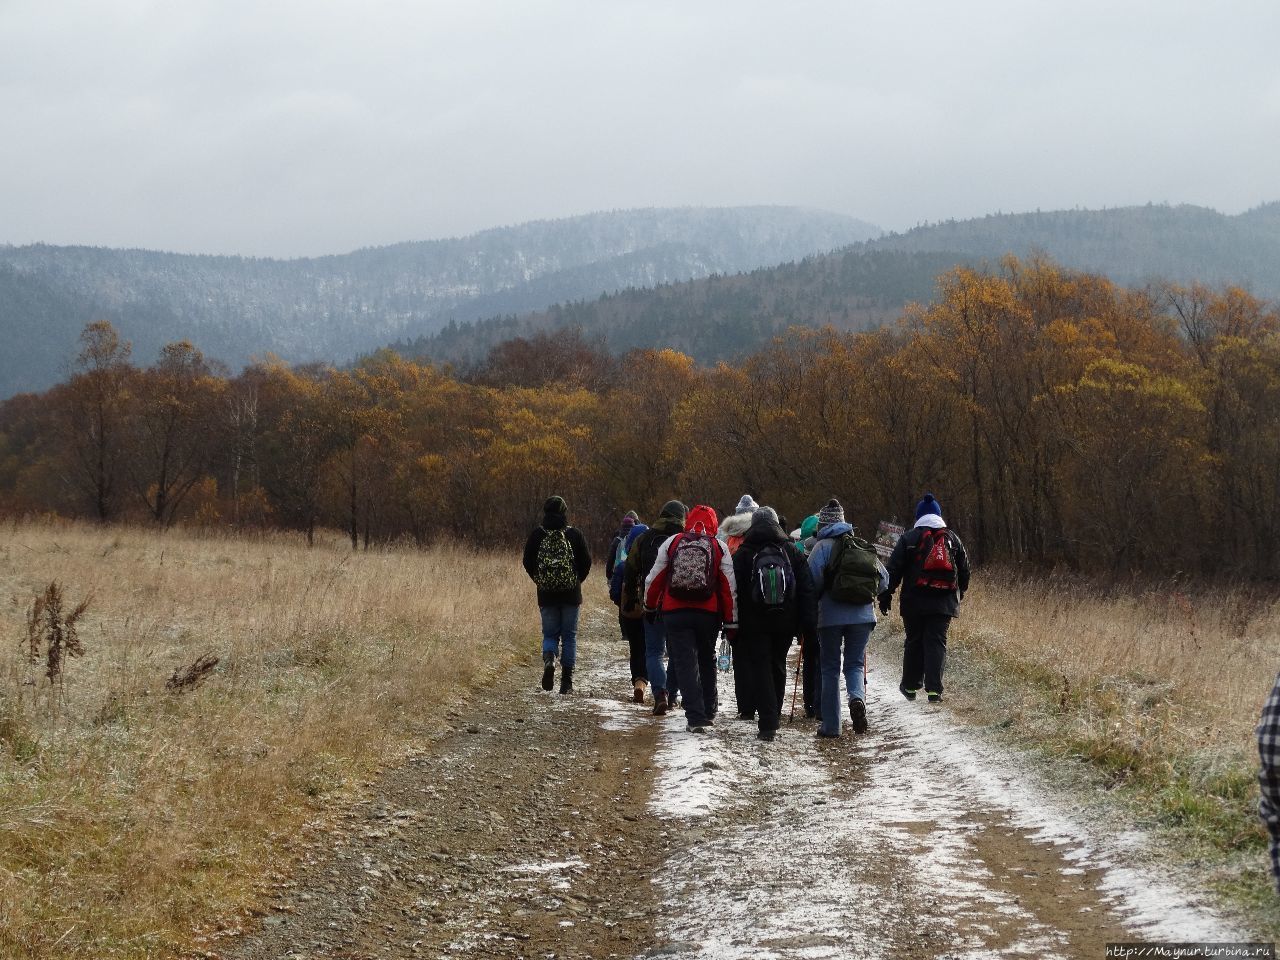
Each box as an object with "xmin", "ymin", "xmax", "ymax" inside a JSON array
[
  {"xmin": 403, "ymin": 203, "xmax": 1280, "ymax": 368},
  {"xmin": 0, "ymin": 206, "xmax": 879, "ymax": 397},
  {"xmin": 4, "ymin": 257, "xmax": 1277, "ymax": 579}
]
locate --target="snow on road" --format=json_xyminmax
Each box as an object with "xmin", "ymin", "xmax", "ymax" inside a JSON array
[{"xmin": 585, "ymin": 636, "xmax": 1243, "ymax": 960}]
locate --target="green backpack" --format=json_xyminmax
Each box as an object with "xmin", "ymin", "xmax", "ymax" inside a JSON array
[
  {"xmin": 826, "ymin": 533, "xmax": 880, "ymax": 604},
  {"xmin": 535, "ymin": 528, "xmax": 578, "ymax": 592}
]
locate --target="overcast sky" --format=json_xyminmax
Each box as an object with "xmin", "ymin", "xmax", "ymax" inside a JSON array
[{"xmin": 2, "ymin": 1, "xmax": 1277, "ymax": 258}]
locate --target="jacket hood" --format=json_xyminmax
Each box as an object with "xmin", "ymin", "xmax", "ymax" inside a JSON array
[
  {"xmin": 914, "ymin": 513, "xmax": 945, "ymax": 529},
  {"xmin": 743, "ymin": 512, "xmax": 789, "ymax": 547},
  {"xmin": 686, "ymin": 504, "xmax": 719, "ymax": 536},
  {"xmin": 542, "ymin": 512, "xmax": 568, "ymax": 531},
  {"xmin": 800, "ymin": 514, "xmax": 820, "ymax": 539},
  {"xmin": 623, "ymin": 523, "xmax": 649, "ymax": 548},
  {"xmin": 651, "ymin": 515, "xmax": 685, "ymax": 536},
  {"xmin": 719, "ymin": 512, "xmax": 754, "ymax": 539},
  {"xmin": 816, "ymin": 521, "xmax": 854, "ymax": 540}
]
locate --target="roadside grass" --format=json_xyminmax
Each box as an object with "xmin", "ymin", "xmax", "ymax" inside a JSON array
[
  {"xmin": 914, "ymin": 567, "xmax": 1280, "ymax": 935},
  {"xmin": 0, "ymin": 519, "xmax": 533, "ymax": 959}
]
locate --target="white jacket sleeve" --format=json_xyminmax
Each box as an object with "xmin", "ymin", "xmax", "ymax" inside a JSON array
[
  {"xmin": 720, "ymin": 541, "xmax": 738, "ymax": 623},
  {"xmin": 644, "ymin": 534, "xmax": 678, "ymax": 601}
]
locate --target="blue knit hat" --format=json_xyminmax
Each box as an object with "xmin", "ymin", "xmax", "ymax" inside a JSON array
[{"xmin": 915, "ymin": 493, "xmax": 943, "ymax": 520}]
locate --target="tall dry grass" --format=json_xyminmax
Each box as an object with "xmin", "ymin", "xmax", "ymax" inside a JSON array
[
  {"xmin": 949, "ymin": 568, "xmax": 1280, "ymax": 854},
  {"xmin": 0, "ymin": 519, "xmax": 533, "ymax": 959}
]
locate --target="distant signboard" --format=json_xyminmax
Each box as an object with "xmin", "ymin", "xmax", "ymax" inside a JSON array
[{"xmin": 874, "ymin": 521, "xmax": 904, "ymax": 560}]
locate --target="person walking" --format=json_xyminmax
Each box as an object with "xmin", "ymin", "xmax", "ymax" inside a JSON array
[
  {"xmin": 718, "ymin": 495, "xmax": 759, "ymax": 720},
  {"xmin": 610, "ymin": 520, "xmax": 650, "ymax": 703},
  {"xmin": 1259, "ymin": 671, "xmax": 1280, "ymax": 891},
  {"xmin": 732, "ymin": 507, "xmax": 817, "ymax": 741},
  {"xmin": 807, "ymin": 498, "xmax": 887, "ymax": 737},
  {"xmin": 522, "ymin": 496, "xmax": 592, "ymax": 694},
  {"xmin": 605, "ymin": 511, "xmax": 640, "ymax": 581},
  {"xmin": 645, "ymin": 504, "xmax": 737, "ymax": 733},
  {"xmin": 797, "ymin": 512, "xmax": 822, "ymax": 717},
  {"xmin": 623, "ymin": 500, "xmax": 687, "ymax": 715},
  {"xmin": 880, "ymin": 493, "xmax": 971, "ymax": 704}
]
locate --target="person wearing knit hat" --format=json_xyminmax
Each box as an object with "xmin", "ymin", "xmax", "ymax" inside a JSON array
[
  {"xmin": 622, "ymin": 499, "xmax": 689, "ymax": 714},
  {"xmin": 522, "ymin": 496, "xmax": 593, "ymax": 695},
  {"xmin": 817, "ymin": 498, "xmax": 845, "ymax": 528},
  {"xmin": 915, "ymin": 494, "xmax": 943, "ymax": 522},
  {"xmin": 735, "ymin": 494, "xmax": 759, "ymax": 515},
  {"xmin": 880, "ymin": 493, "xmax": 972, "ymax": 704},
  {"xmin": 807, "ymin": 499, "xmax": 888, "ymax": 737}
]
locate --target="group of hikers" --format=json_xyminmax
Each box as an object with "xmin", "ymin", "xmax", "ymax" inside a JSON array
[{"xmin": 522, "ymin": 492, "xmax": 971, "ymax": 740}]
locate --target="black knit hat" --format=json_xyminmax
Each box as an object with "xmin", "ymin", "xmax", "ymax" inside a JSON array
[
  {"xmin": 659, "ymin": 499, "xmax": 688, "ymax": 520},
  {"xmin": 543, "ymin": 495, "xmax": 568, "ymax": 516}
]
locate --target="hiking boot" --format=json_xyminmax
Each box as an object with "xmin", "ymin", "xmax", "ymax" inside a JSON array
[
  {"xmin": 849, "ymin": 697, "xmax": 868, "ymax": 734},
  {"xmin": 757, "ymin": 729, "xmax": 777, "ymax": 742},
  {"xmin": 633, "ymin": 680, "xmax": 646, "ymax": 704},
  {"xmin": 898, "ymin": 684, "xmax": 918, "ymax": 701},
  {"xmin": 653, "ymin": 690, "xmax": 669, "ymax": 716},
  {"xmin": 541, "ymin": 656, "xmax": 555, "ymax": 692},
  {"xmin": 737, "ymin": 711, "xmax": 755, "ymax": 722},
  {"xmin": 927, "ymin": 691, "xmax": 942, "ymax": 704},
  {"xmin": 815, "ymin": 728, "xmax": 840, "ymax": 739},
  {"xmin": 686, "ymin": 721, "xmax": 712, "ymax": 734},
  {"xmin": 559, "ymin": 664, "xmax": 574, "ymax": 695}
]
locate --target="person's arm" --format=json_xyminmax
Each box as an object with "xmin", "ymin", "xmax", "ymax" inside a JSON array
[
  {"xmin": 883, "ymin": 530, "xmax": 913, "ymax": 596},
  {"xmin": 807, "ymin": 540, "xmax": 828, "ymax": 599},
  {"xmin": 522, "ymin": 529, "xmax": 541, "ymax": 581},
  {"xmin": 717, "ymin": 539, "xmax": 737, "ymax": 625},
  {"xmin": 571, "ymin": 528, "xmax": 592, "ymax": 583},
  {"xmin": 644, "ymin": 535, "xmax": 676, "ymax": 610},
  {"xmin": 953, "ymin": 533, "xmax": 971, "ymax": 596},
  {"xmin": 1259, "ymin": 673, "xmax": 1280, "ymax": 892}
]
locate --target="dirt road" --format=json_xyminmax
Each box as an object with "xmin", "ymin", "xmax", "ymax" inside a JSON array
[{"xmin": 225, "ymin": 605, "xmax": 1244, "ymax": 959}]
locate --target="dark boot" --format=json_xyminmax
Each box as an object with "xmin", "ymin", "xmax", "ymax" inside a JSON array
[
  {"xmin": 559, "ymin": 664, "xmax": 574, "ymax": 695},
  {"xmin": 541, "ymin": 655, "xmax": 555, "ymax": 692}
]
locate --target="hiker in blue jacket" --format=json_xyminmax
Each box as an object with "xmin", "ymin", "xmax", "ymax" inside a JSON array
[{"xmin": 807, "ymin": 498, "xmax": 888, "ymax": 737}]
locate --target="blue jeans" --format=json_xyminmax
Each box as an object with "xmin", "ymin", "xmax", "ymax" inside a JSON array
[
  {"xmin": 819, "ymin": 623, "xmax": 873, "ymax": 735},
  {"xmin": 540, "ymin": 605, "xmax": 580, "ymax": 668},
  {"xmin": 644, "ymin": 616, "xmax": 668, "ymax": 694}
]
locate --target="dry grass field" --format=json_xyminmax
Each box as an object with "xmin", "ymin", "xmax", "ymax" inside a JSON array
[
  {"xmin": 0, "ymin": 520, "xmax": 532, "ymax": 959},
  {"xmin": 949, "ymin": 568, "xmax": 1280, "ymax": 912}
]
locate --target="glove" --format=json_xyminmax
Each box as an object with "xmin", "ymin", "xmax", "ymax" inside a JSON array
[{"xmin": 878, "ymin": 591, "xmax": 892, "ymax": 616}]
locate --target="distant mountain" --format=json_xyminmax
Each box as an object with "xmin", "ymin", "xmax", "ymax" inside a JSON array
[
  {"xmin": 867, "ymin": 202, "xmax": 1280, "ymax": 294},
  {"xmin": 0, "ymin": 206, "xmax": 880, "ymax": 396},
  {"xmin": 403, "ymin": 202, "xmax": 1280, "ymax": 368}
]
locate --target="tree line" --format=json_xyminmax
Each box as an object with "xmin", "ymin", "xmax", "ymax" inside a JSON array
[{"xmin": 1, "ymin": 255, "xmax": 1277, "ymax": 579}]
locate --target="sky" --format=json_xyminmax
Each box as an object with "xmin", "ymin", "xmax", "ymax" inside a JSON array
[{"xmin": 2, "ymin": 0, "xmax": 1277, "ymax": 258}]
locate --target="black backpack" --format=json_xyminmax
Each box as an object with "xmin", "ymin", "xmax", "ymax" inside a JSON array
[{"xmin": 751, "ymin": 544, "xmax": 796, "ymax": 612}]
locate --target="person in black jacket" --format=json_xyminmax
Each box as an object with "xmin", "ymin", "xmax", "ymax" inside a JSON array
[
  {"xmin": 730, "ymin": 509, "xmax": 818, "ymax": 741},
  {"xmin": 522, "ymin": 496, "xmax": 592, "ymax": 694},
  {"xmin": 622, "ymin": 500, "xmax": 687, "ymax": 715},
  {"xmin": 879, "ymin": 493, "xmax": 971, "ymax": 703}
]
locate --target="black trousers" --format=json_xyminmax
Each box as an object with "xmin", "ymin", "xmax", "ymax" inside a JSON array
[
  {"xmin": 740, "ymin": 628, "xmax": 793, "ymax": 731},
  {"xmin": 730, "ymin": 635, "xmax": 755, "ymax": 717},
  {"xmin": 664, "ymin": 609, "xmax": 720, "ymax": 725},
  {"xmin": 901, "ymin": 612, "xmax": 951, "ymax": 695},
  {"xmin": 619, "ymin": 613, "xmax": 647, "ymax": 683}
]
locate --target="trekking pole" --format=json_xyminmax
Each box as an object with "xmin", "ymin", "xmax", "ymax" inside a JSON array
[{"xmin": 789, "ymin": 639, "xmax": 803, "ymax": 723}]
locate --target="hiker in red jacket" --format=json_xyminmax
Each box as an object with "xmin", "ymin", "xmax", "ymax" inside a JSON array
[{"xmin": 644, "ymin": 504, "xmax": 737, "ymax": 733}]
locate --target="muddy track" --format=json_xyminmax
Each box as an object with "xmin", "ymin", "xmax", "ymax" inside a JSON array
[{"xmin": 223, "ymin": 606, "xmax": 1246, "ymax": 960}]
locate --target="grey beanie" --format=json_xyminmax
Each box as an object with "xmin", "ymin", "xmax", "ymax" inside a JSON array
[
  {"xmin": 757, "ymin": 505, "xmax": 779, "ymax": 523},
  {"xmin": 735, "ymin": 494, "xmax": 759, "ymax": 515}
]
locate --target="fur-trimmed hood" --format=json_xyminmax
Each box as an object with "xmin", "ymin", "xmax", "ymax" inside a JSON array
[{"xmin": 718, "ymin": 511, "xmax": 754, "ymax": 540}]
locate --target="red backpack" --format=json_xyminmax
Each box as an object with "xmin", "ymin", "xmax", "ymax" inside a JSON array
[{"xmin": 913, "ymin": 528, "xmax": 958, "ymax": 591}]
